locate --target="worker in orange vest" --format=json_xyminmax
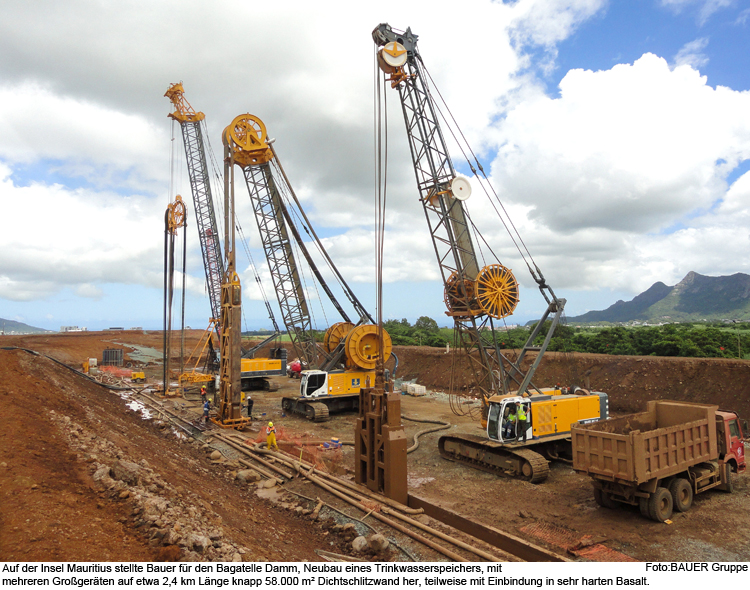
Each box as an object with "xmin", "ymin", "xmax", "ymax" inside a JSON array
[{"xmin": 266, "ymin": 422, "xmax": 279, "ymax": 451}]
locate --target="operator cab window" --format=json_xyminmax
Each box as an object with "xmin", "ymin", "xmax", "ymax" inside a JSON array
[
  {"xmin": 487, "ymin": 403, "xmax": 501, "ymax": 441},
  {"xmin": 305, "ymin": 373, "xmax": 326, "ymax": 395}
]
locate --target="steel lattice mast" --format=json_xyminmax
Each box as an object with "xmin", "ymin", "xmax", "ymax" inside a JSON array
[
  {"xmin": 165, "ymin": 83, "xmax": 224, "ymax": 324},
  {"xmin": 243, "ymin": 163, "xmax": 320, "ymax": 368},
  {"xmin": 372, "ymin": 25, "xmax": 501, "ymax": 402},
  {"xmin": 222, "ymin": 113, "xmax": 379, "ymax": 371},
  {"xmin": 373, "ymin": 24, "xmax": 566, "ymax": 405}
]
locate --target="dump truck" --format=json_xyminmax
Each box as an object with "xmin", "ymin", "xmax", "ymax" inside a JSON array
[{"xmin": 571, "ymin": 400, "xmax": 747, "ymax": 522}]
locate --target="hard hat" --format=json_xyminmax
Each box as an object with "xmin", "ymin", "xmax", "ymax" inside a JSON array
[{"xmin": 268, "ymin": 421, "xmax": 273, "ymax": 427}]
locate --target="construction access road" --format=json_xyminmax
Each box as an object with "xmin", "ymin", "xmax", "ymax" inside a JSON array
[{"xmin": 1, "ymin": 330, "xmax": 748, "ymax": 562}]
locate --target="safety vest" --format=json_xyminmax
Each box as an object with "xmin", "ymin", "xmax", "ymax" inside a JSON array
[
  {"xmin": 267, "ymin": 426, "xmax": 276, "ymax": 435},
  {"xmin": 516, "ymin": 406, "xmax": 527, "ymax": 421}
]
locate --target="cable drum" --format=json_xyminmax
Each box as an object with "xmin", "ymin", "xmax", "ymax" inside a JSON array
[
  {"xmin": 443, "ymin": 272, "xmax": 481, "ymax": 317},
  {"xmin": 476, "ymin": 264, "xmax": 519, "ymax": 319},
  {"xmin": 323, "ymin": 321, "xmax": 355, "ymax": 353},
  {"xmin": 345, "ymin": 324, "xmax": 392, "ymax": 371}
]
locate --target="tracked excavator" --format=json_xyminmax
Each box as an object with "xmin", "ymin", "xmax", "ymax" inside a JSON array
[
  {"xmin": 165, "ymin": 83, "xmax": 286, "ymax": 396},
  {"xmin": 222, "ymin": 113, "xmax": 393, "ymax": 421},
  {"xmin": 373, "ymin": 24, "xmax": 608, "ymax": 482}
]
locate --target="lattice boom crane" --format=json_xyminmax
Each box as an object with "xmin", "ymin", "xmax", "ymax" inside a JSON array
[{"xmin": 372, "ymin": 23, "xmax": 608, "ymax": 483}]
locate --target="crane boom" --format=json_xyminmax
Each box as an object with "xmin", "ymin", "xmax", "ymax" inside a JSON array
[
  {"xmin": 372, "ymin": 24, "xmax": 608, "ymax": 485},
  {"xmin": 373, "ymin": 23, "xmax": 566, "ymax": 406},
  {"xmin": 373, "ymin": 25, "xmax": 499, "ymax": 402},
  {"xmin": 224, "ymin": 114, "xmax": 376, "ymax": 371},
  {"xmin": 223, "ymin": 113, "xmax": 393, "ymax": 421},
  {"xmin": 165, "ymin": 83, "xmax": 224, "ymax": 323},
  {"xmin": 243, "ymin": 161, "xmax": 320, "ymax": 368}
]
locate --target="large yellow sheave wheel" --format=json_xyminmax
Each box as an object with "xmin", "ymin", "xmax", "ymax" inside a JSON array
[
  {"xmin": 476, "ymin": 264, "xmax": 519, "ymax": 319},
  {"xmin": 345, "ymin": 325, "xmax": 392, "ymax": 371},
  {"xmin": 323, "ymin": 322, "xmax": 355, "ymax": 353},
  {"xmin": 224, "ymin": 114, "xmax": 274, "ymax": 165}
]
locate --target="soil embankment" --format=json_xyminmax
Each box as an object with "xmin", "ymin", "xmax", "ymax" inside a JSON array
[{"xmin": 393, "ymin": 346, "xmax": 750, "ymax": 419}]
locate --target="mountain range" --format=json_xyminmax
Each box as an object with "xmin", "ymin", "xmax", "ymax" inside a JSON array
[
  {"xmin": 0, "ymin": 318, "xmax": 53, "ymax": 334},
  {"xmin": 566, "ymin": 272, "xmax": 750, "ymax": 324}
]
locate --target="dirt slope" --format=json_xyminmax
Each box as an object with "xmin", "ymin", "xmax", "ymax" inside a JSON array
[{"xmin": 0, "ymin": 344, "xmax": 340, "ymax": 562}]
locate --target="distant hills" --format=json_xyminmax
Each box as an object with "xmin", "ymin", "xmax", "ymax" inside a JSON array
[
  {"xmin": 567, "ymin": 272, "xmax": 750, "ymax": 324},
  {"xmin": 0, "ymin": 318, "xmax": 53, "ymax": 334}
]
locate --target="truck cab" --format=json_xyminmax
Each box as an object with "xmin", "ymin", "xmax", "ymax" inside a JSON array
[{"xmin": 717, "ymin": 411, "xmax": 747, "ymax": 474}]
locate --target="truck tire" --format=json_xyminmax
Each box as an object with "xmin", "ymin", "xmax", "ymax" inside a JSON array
[
  {"xmin": 639, "ymin": 497, "xmax": 650, "ymax": 518},
  {"xmin": 724, "ymin": 463, "xmax": 734, "ymax": 493},
  {"xmin": 668, "ymin": 478, "xmax": 693, "ymax": 512},
  {"xmin": 648, "ymin": 487, "xmax": 673, "ymax": 522},
  {"xmin": 593, "ymin": 487, "xmax": 618, "ymax": 509}
]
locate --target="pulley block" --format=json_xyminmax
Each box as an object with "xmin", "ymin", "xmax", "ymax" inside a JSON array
[{"xmin": 224, "ymin": 114, "xmax": 274, "ymax": 166}]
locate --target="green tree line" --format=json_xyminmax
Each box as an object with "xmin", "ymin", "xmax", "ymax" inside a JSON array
[
  {"xmin": 261, "ymin": 318, "xmax": 750, "ymax": 358},
  {"xmin": 383, "ymin": 317, "xmax": 451, "ymax": 347},
  {"xmin": 508, "ymin": 321, "xmax": 750, "ymax": 359}
]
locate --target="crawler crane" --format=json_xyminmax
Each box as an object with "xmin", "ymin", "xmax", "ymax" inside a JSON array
[
  {"xmin": 222, "ymin": 113, "xmax": 393, "ymax": 421},
  {"xmin": 373, "ymin": 24, "xmax": 608, "ymax": 482},
  {"xmin": 165, "ymin": 83, "xmax": 286, "ymax": 395}
]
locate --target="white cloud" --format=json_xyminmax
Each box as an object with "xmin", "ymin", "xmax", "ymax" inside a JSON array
[
  {"xmin": 0, "ymin": 165, "xmax": 197, "ymax": 301},
  {"xmin": 0, "ymin": 83, "xmax": 164, "ymax": 192},
  {"xmin": 493, "ymin": 54, "xmax": 749, "ymax": 230},
  {"xmin": 0, "ymin": 0, "xmax": 747, "ymax": 329},
  {"xmin": 673, "ymin": 37, "xmax": 710, "ymax": 69},
  {"xmin": 509, "ymin": 0, "xmax": 607, "ymax": 47},
  {"xmin": 483, "ymin": 53, "xmax": 750, "ymax": 293},
  {"xmin": 660, "ymin": 0, "xmax": 733, "ymax": 25},
  {"xmin": 74, "ymin": 284, "xmax": 103, "ymax": 299}
]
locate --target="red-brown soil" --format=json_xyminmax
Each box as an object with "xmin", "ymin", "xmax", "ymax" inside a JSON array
[
  {"xmin": 393, "ymin": 346, "xmax": 750, "ymax": 425},
  {"xmin": 1, "ymin": 331, "xmax": 749, "ymax": 562}
]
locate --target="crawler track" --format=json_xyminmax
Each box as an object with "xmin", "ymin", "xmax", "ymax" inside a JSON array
[
  {"xmin": 281, "ymin": 397, "xmax": 330, "ymax": 422},
  {"xmin": 438, "ymin": 433, "xmax": 550, "ymax": 483}
]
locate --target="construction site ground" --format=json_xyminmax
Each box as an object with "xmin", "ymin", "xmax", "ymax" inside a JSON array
[{"xmin": 1, "ymin": 330, "xmax": 749, "ymax": 563}]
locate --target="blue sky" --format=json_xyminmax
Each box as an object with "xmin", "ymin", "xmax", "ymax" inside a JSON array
[
  {"xmin": 0, "ymin": 0, "xmax": 749, "ymax": 332},
  {"xmin": 554, "ymin": 1, "xmax": 750, "ymax": 91}
]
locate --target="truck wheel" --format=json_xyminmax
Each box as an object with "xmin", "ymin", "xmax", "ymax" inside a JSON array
[
  {"xmin": 724, "ymin": 464, "xmax": 734, "ymax": 493},
  {"xmin": 648, "ymin": 487, "xmax": 673, "ymax": 522},
  {"xmin": 668, "ymin": 478, "xmax": 693, "ymax": 512},
  {"xmin": 593, "ymin": 487, "xmax": 618, "ymax": 509},
  {"xmin": 639, "ymin": 497, "xmax": 650, "ymax": 518}
]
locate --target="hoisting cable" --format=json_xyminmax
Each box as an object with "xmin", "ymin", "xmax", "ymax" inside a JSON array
[
  {"xmin": 420, "ymin": 60, "xmax": 550, "ymax": 286},
  {"xmin": 269, "ymin": 148, "xmax": 375, "ymax": 324},
  {"xmin": 203, "ymin": 120, "xmax": 284, "ymax": 342},
  {"xmin": 236, "ymin": 223, "xmax": 281, "ymax": 336},
  {"xmin": 267, "ymin": 160, "xmax": 346, "ymax": 327},
  {"xmin": 203, "ymin": 119, "xmax": 226, "ymax": 243},
  {"xmin": 274, "ymin": 175, "xmax": 352, "ymax": 326},
  {"xmin": 374, "ymin": 50, "xmax": 389, "ymax": 357},
  {"xmin": 180, "ymin": 208, "xmax": 188, "ymax": 379},
  {"xmin": 162, "ymin": 207, "xmax": 170, "ymax": 391}
]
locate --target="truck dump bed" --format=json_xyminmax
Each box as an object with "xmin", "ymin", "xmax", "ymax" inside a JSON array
[{"xmin": 571, "ymin": 400, "xmax": 718, "ymax": 485}]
